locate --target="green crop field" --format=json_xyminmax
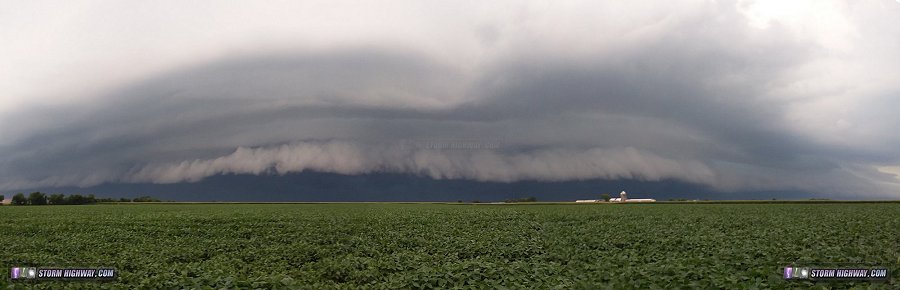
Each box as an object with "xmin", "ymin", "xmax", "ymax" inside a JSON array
[{"xmin": 1, "ymin": 203, "xmax": 897, "ymax": 289}]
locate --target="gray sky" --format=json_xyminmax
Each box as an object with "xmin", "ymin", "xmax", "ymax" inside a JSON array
[{"xmin": 2, "ymin": 0, "xmax": 899, "ymax": 198}]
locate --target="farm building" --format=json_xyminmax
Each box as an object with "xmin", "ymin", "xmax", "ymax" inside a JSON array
[
  {"xmin": 608, "ymin": 191, "xmax": 656, "ymax": 203},
  {"xmin": 574, "ymin": 191, "xmax": 656, "ymax": 203}
]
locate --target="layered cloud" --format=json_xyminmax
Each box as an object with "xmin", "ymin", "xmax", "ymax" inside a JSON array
[
  {"xmin": 1, "ymin": 0, "xmax": 899, "ymax": 198},
  {"xmin": 118, "ymin": 141, "xmax": 717, "ymax": 188}
]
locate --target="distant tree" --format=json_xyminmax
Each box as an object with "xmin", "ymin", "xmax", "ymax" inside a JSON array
[
  {"xmin": 85, "ymin": 194, "xmax": 97, "ymax": 204},
  {"xmin": 600, "ymin": 193, "xmax": 611, "ymax": 202},
  {"xmin": 505, "ymin": 197, "xmax": 537, "ymax": 203},
  {"xmin": 119, "ymin": 198, "xmax": 130, "ymax": 202},
  {"xmin": 48, "ymin": 194, "xmax": 67, "ymax": 205},
  {"xmin": 96, "ymin": 197, "xmax": 115, "ymax": 203},
  {"xmin": 67, "ymin": 194, "xmax": 85, "ymax": 205},
  {"xmin": 471, "ymin": 200, "xmax": 481, "ymax": 203},
  {"xmin": 132, "ymin": 196, "xmax": 160, "ymax": 202},
  {"xmin": 28, "ymin": 192, "xmax": 47, "ymax": 205},
  {"xmin": 12, "ymin": 193, "xmax": 27, "ymax": 205},
  {"xmin": 0, "ymin": 194, "xmax": 4, "ymax": 202}
]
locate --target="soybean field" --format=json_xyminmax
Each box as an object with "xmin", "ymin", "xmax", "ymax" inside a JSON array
[{"xmin": 1, "ymin": 203, "xmax": 898, "ymax": 289}]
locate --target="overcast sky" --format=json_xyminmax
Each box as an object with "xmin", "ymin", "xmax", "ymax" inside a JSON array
[{"xmin": 2, "ymin": 0, "xmax": 899, "ymax": 199}]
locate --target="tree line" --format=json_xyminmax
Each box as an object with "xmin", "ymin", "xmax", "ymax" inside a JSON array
[
  {"xmin": 2, "ymin": 192, "xmax": 162, "ymax": 205},
  {"xmin": 503, "ymin": 196, "xmax": 538, "ymax": 203}
]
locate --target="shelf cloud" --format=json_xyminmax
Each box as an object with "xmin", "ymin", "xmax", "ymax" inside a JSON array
[{"xmin": 2, "ymin": 0, "xmax": 899, "ymax": 198}]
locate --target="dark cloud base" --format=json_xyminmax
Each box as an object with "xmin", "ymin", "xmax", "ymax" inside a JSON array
[{"xmin": 10, "ymin": 171, "xmax": 820, "ymax": 202}]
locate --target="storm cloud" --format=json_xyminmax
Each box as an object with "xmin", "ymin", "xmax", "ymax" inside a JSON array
[{"xmin": 2, "ymin": 0, "xmax": 899, "ymax": 198}]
